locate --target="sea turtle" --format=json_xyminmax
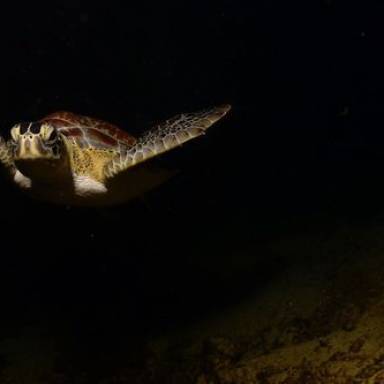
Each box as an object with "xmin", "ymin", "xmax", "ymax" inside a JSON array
[{"xmin": 0, "ymin": 104, "xmax": 231, "ymax": 206}]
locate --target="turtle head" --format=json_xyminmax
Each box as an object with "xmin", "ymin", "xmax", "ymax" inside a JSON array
[
  {"xmin": 10, "ymin": 122, "xmax": 62, "ymax": 161},
  {"xmin": 9, "ymin": 121, "xmax": 69, "ymax": 182}
]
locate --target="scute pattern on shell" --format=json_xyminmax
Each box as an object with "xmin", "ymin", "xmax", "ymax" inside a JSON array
[{"xmin": 40, "ymin": 111, "xmax": 136, "ymax": 150}]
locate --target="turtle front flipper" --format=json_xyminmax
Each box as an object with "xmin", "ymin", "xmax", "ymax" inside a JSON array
[
  {"xmin": 104, "ymin": 104, "xmax": 231, "ymax": 178},
  {"xmin": 0, "ymin": 136, "xmax": 15, "ymax": 176}
]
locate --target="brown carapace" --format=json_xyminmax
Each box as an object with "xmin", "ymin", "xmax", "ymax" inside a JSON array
[{"xmin": 0, "ymin": 104, "xmax": 231, "ymax": 206}]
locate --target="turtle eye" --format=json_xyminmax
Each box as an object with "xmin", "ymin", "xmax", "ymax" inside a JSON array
[
  {"xmin": 19, "ymin": 122, "xmax": 30, "ymax": 134},
  {"xmin": 30, "ymin": 122, "xmax": 41, "ymax": 134}
]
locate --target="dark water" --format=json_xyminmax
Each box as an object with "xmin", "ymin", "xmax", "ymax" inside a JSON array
[{"xmin": 0, "ymin": 1, "xmax": 383, "ymax": 382}]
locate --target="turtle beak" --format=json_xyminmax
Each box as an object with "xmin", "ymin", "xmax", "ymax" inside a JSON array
[{"xmin": 14, "ymin": 135, "xmax": 48, "ymax": 160}]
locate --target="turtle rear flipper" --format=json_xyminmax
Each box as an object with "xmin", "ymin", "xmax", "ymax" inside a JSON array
[{"xmin": 104, "ymin": 104, "xmax": 231, "ymax": 179}]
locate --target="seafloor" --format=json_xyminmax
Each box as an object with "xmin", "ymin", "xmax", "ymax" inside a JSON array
[
  {"xmin": 2, "ymin": 211, "xmax": 384, "ymax": 383},
  {"xmin": 142, "ymin": 215, "xmax": 384, "ymax": 384}
]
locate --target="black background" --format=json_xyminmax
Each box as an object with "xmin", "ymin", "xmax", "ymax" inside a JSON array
[{"xmin": 0, "ymin": 0, "xmax": 383, "ymax": 378}]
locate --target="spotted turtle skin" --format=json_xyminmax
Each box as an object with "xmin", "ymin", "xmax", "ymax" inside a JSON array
[{"xmin": 0, "ymin": 105, "xmax": 231, "ymax": 205}]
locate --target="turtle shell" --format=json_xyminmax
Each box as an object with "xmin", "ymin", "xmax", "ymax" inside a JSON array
[{"xmin": 39, "ymin": 111, "xmax": 136, "ymax": 150}]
